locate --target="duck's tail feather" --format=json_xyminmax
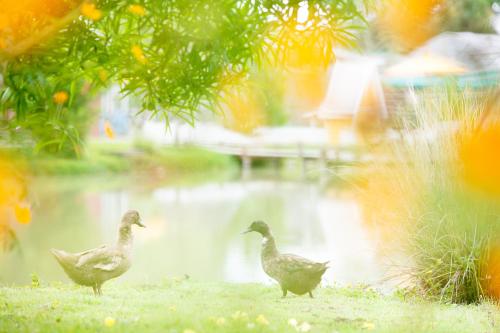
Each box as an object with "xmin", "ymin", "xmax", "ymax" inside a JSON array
[
  {"xmin": 318, "ymin": 261, "xmax": 330, "ymax": 275},
  {"xmin": 322, "ymin": 261, "xmax": 330, "ymax": 269},
  {"xmin": 50, "ymin": 248, "xmax": 77, "ymax": 269}
]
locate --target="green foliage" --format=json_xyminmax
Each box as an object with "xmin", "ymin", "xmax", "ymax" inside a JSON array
[
  {"xmin": 439, "ymin": 0, "xmax": 497, "ymax": 33},
  {"xmin": 254, "ymin": 69, "xmax": 288, "ymax": 127},
  {"xmin": 0, "ymin": 0, "xmax": 367, "ymax": 155}
]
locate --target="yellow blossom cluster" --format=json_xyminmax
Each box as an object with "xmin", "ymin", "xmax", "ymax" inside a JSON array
[
  {"xmin": 104, "ymin": 120, "xmax": 115, "ymax": 139},
  {"xmin": 131, "ymin": 45, "xmax": 148, "ymax": 64},
  {"xmin": 80, "ymin": 2, "xmax": 102, "ymax": 21},
  {"xmin": 53, "ymin": 91, "xmax": 69, "ymax": 105},
  {"xmin": 128, "ymin": 4, "xmax": 146, "ymax": 16}
]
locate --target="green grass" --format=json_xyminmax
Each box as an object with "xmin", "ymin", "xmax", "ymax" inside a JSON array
[{"xmin": 0, "ymin": 281, "xmax": 498, "ymax": 333}]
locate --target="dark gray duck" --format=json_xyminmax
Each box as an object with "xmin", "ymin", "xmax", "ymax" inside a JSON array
[
  {"xmin": 244, "ymin": 220, "xmax": 329, "ymax": 298},
  {"xmin": 51, "ymin": 210, "xmax": 145, "ymax": 295}
]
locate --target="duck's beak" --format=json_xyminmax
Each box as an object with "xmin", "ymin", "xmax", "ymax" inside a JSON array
[
  {"xmin": 242, "ymin": 227, "xmax": 252, "ymax": 235},
  {"xmin": 136, "ymin": 219, "xmax": 146, "ymax": 228}
]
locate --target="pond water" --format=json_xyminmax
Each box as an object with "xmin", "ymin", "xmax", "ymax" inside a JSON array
[{"xmin": 0, "ymin": 172, "xmax": 395, "ymax": 290}]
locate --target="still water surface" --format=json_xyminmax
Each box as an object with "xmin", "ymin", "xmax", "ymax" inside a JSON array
[{"xmin": 0, "ymin": 173, "xmax": 392, "ymax": 288}]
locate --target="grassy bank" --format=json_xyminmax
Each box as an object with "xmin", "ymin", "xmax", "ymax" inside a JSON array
[
  {"xmin": 0, "ymin": 281, "xmax": 498, "ymax": 333},
  {"xmin": 27, "ymin": 140, "xmax": 238, "ymax": 176}
]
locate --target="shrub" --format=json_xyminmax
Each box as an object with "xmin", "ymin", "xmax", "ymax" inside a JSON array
[{"xmin": 361, "ymin": 88, "xmax": 500, "ymax": 303}]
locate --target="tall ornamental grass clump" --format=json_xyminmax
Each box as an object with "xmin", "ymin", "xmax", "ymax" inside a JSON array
[{"xmin": 363, "ymin": 88, "xmax": 500, "ymax": 303}]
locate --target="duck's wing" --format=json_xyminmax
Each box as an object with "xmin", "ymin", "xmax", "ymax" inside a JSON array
[
  {"xmin": 277, "ymin": 254, "xmax": 328, "ymax": 274},
  {"xmin": 75, "ymin": 245, "xmax": 123, "ymax": 271},
  {"xmin": 92, "ymin": 256, "xmax": 123, "ymax": 271},
  {"xmin": 74, "ymin": 245, "xmax": 107, "ymax": 265}
]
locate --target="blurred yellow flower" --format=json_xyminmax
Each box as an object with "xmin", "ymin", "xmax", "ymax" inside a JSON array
[
  {"xmin": 459, "ymin": 122, "xmax": 500, "ymax": 196},
  {"xmin": 168, "ymin": 305, "xmax": 177, "ymax": 312},
  {"xmin": 231, "ymin": 310, "xmax": 248, "ymax": 321},
  {"xmin": 53, "ymin": 91, "xmax": 69, "ymax": 105},
  {"xmin": 104, "ymin": 121, "xmax": 115, "ymax": 139},
  {"xmin": 362, "ymin": 322, "xmax": 375, "ymax": 330},
  {"xmin": 0, "ymin": 174, "xmax": 24, "ymax": 207},
  {"xmin": 377, "ymin": 0, "xmax": 443, "ymax": 51},
  {"xmin": 98, "ymin": 69, "xmax": 108, "ymax": 82},
  {"xmin": 267, "ymin": 18, "xmax": 335, "ymax": 70},
  {"xmin": 131, "ymin": 45, "xmax": 147, "ymax": 64},
  {"xmin": 264, "ymin": 18, "xmax": 332, "ymax": 110},
  {"xmin": 104, "ymin": 317, "xmax": 116, "ymax": 327},
  {"xmin": 0, "ymin": 153, "xmax": 30, "ymax": 227},
  {"xmin": 215, "ymin": 317, "xmax": 226, "ymax": 326},
  {"xmin": 13, "ymin": 203, "xmax": 31, "ymax": 224},
  {"xmin": 50, "ymin": 300, "xmax": 61, "ymax": 310},
  {"xmin": 219, "ymin": 79, "xmax": 264, "ymax": 134},
  {"xmin": 81, "ymin": 2, "xmax": 102, "ymax": 21},
  {"xmin": 288, "ymin": 318, "xmax": 298, "ymax": 327},
  {"xmin": 128, "ymin": 4, "xmax": 146, "ymax": 16},
  {"xmin": 183, "ymin": 330, "xmax": 196, "ymax": 333},
  {"xmin": 255, "ymin": 314, "xmax": 269, "ymax": 326}
]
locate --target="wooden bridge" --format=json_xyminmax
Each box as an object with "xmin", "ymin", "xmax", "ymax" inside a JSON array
[{"xmin": 197, "ymin": 142, "xmax": 374, "ymax": 177}]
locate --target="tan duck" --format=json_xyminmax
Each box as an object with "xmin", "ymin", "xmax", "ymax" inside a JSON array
[
  {"xmin": 51, "ymin": 210, "xmax": 145, "ymax": 295},
  {"xmin": 244, "ymin": 221, "xmax": 329, "ymax": 298}
]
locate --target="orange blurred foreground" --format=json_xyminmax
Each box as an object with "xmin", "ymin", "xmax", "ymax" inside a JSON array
[
  {"xmin": 483, "ymin": 244, "xmax": 500, "ymax": 300},
  {"xmin": 265, "ymin": 15, "xmax": 335, "ymax": 111},
  {"xmin": 377, "ymin": 0, "xmax": 444, "ymax": 51},
  {"xmin": 0, "ymin": 153, "xmax": 31, "ymax": 251},
  {"xmin": 0, "ymin": 0, "xmax": 80, "ymax": 55},
  {"xmin": 0, "ymin": 153, "xmax": 31, "ymax": 224},
  {"xmin": 459, "ymin": 122, "xmax": 500, "ymax": 197},
  {"xmin": 218, "ymin": 78, "xmax": 265, "ymax": 134}
]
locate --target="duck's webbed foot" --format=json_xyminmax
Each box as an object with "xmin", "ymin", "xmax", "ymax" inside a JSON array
[
  {"xmin": 92, "ymin": 285, "xmax": 98, "ymax": 296},
  {"xmin": 281, "ymin": 287, "xmax": 288, "ymax": 298},
  {"xmin": 308, "ymin": 291, "xmax": 314, "ymax": 298}
]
